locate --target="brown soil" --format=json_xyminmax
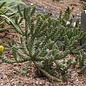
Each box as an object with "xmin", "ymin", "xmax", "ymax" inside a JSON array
[
  {"xmin": 0, "ymin": 0, "xmax": 86, "ymax": 86},
  {"xmin": 24, "ymin": 0, "xmax": 84, "ymax": 15}
]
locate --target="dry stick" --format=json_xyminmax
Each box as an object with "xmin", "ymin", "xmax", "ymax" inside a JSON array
[
  {"xmin": 33, "ymin": 61, "xmax": 61, "ymax": 82},
  {"xmin": 39, "ymin": 68, "xmax": 61, "ymax": 82}
]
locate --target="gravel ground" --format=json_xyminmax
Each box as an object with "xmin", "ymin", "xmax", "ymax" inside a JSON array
[{"xmin": 24, "ymin": 0, "xmax": 83, "ymax": 15}]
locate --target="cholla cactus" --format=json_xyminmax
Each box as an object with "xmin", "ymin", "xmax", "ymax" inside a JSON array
[{"xmin": 0, "ymin": 6, "xmax": 86, "ymax": 82}]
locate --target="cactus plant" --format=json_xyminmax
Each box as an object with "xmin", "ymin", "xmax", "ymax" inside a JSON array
[
  {"xmin": 0, "ymin": 6, "xmax": 86, "ymax": 82},
  {"xmin": 0, "ymin": 0, "xmax": 25, "ymax": 29}
]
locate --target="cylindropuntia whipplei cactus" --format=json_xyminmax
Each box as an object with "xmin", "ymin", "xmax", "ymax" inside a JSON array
[{"xmin": 0, "ymin": 5, "xmax": 86, "ymax": 82}]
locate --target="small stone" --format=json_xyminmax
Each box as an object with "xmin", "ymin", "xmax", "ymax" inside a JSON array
[
  {"xmin": 35, "ymin": 81, "xmax": 39, "ymax": 84},
  {"xmin": 31, "ymin": 3, "xmax": 34, "ymax": 5},
  {"xmin": 39, "ymin": 81, "xmax": 42, "ymax": 84}
]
